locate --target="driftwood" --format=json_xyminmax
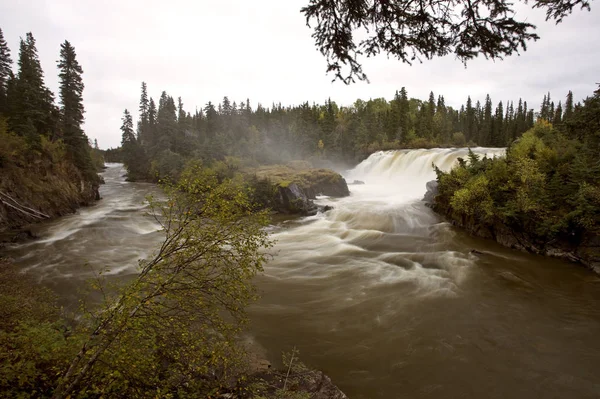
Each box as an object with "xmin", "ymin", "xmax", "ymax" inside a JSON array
[{"xmin": 0, "ymin": 191, "xmax": 50, "ymax": 220}]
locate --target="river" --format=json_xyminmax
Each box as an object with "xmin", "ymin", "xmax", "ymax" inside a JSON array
[{"xmin": 5, "ymin": 149, "xmax": 600, "ymax": 399}]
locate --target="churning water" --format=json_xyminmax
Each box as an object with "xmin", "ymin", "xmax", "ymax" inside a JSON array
[{"xmin": 6, "ymin": 151, "xmax": 600, "ymax": 399}]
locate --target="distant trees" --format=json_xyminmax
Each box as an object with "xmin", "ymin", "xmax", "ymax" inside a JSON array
[
  {"xmin": 119, "ymin": 81, "xmax": 586, "ymax": 181},
  {"xmin": 301, "ymin": 0, "xmax": 593, "ymax": 83}
]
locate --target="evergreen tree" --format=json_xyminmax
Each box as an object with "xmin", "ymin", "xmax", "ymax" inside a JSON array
[
  {"xmin": 57, "ymin": 40, "xmax": 92, "ymax": 174},
  {"xmin": 138, "ymin": 82, "xmax": 149, "ymax": 143},
  {"xmin": 10, "ymin": 32, "xmax": 55, "ymax": 138},
  {"xmin": 565, "ymin": 90, "xmax": 574, "ymax": 120},
  {"xmin": 465, "ymin": 96, "xmax": 476, "ymax": 143},
  {"xmin": 482, "ymin": 94, "xmax": 493, "ymax": 145},
  {"xmin": 553, "ymin": 101, "xmax": 563, "ymax": 125},
  {"xmin": 0, "ymin": 27, "xmax": 13, "ymax": 114},
  {"xmin": 121, "ymin": 109, "xmax": 135, "ymax": 145},
  {"xmin": 398, "ymin": 87, "xmax": 410, "ymax": 141},
  {"xmin": 492, "ymin": 101, "xmax": 504, "ymax": 146}
]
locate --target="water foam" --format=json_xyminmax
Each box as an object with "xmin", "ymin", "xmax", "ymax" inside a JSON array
[{"xmin": 266, "ymin": 147, "xmax": 505, "ymax": 297}]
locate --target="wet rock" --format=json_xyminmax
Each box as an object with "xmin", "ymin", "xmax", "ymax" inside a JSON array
[
  {"xmin": 276, "ymin": 183, "xmax": 318, "ymax": 216},
  {"xmin": 322, "ymin": 205, "xmax": 334, "ymax": 212},
  {"xmin": 423, "ymin": 180, "xmax": 438, "ymax": 204}
]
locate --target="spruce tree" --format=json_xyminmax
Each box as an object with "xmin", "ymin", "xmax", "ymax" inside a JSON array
[
  {"xmin": 121, "ymin": 109, "xmax": 135, "ymax": 145},
  {"xmin": 553, "ymin": 101, "xmax": 563, "ymax": 125},
  {"xmin": 482, "ymin": 95, "xmax": 493, "ymax": 146},
  {"xmin": 465, "ymin": 96, "xmax": 475, "ymax": 143},
  {"xmin": 11, "ymin": 32, "xmax": 55, "ymax": 137},
  {"xmin": 565, "ymin": 91, "xmax": 574, "ymax": 120},
  {"xmin": 57, "ymin": 40, "xmax": 92, "ymax": 175},
  {"xmin": 138, "ymin": 82, "xmax": 149, "ymax": 143},
  {"xmin": 0, "ymin": 27, "xmax": 13, "ymax": 114}
]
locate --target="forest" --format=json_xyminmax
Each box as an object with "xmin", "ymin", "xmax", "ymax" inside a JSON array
[{"xmin": 114, "ymin": 82, "xmax": 575, "ymax": 182}]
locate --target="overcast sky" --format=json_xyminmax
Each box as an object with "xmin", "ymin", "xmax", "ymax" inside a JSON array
[{"xmin": 1, "ymin": 0, "xmax": 598, "ymax": 149}]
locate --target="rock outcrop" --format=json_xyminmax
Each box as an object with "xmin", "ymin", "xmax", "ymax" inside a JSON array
[
  {"xmin": 0, "ymin": 159, "xmax": 99, "ymax": 243},
  {"xmin": 422, "ymin": 180, "xmax": 438, "ymax": 205},
  {"xmin": 276, "ymin": 183, "xmax": 318, "ymax": 216},
  {"xmin": 248, "ymin": 163, "xmax": 350, "ymax": 215}
]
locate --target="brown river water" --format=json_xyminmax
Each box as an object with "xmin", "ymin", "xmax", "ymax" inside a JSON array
[{"xmin": 5, "ymin": 149, "xmax": 600, "ymax": 399}]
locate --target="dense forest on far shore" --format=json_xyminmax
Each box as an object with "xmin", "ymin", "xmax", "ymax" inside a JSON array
[{"xmin": 111, "ymin": 80, "xmax": 579, "ymax": 182}]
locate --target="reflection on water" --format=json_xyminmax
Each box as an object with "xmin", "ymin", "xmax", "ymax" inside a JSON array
[{"xmin": 6, "ymin": 153, "xmax": 600, "ymax": 399}]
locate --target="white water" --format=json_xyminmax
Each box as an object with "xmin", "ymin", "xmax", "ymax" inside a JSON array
[{"xmin": 262, "ymin": 147, "xmax": 506, "ymax": 297}]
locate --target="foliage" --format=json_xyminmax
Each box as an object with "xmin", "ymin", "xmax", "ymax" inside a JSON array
[
  {"xmin": 0, "ymin": 260, "xmax": 77, "ymax": 398},
  {"xmin": 435, "ymin": 88, "xmax": 600, "ymax": 246},
  {"xmin": 301, "ymin": 0, "xmax": 591, "ymax": 83}
]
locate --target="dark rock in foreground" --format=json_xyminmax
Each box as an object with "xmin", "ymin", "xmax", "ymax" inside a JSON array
[{"xmin": 277, "ymin": 183, "xmax": 318, "ymax": 216}]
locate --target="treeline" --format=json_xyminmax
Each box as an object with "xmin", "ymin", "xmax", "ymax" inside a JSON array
[
  {"xmin": 0, "ymin": 28, "xmax": 102, "ymax": 179},
  {"xmin": 117, "ymin": 81, "xmax": 581, "ymax": 180},
  {"xmin": 433, "ymin": 85, "xmax": 600, "ymax": 266}
]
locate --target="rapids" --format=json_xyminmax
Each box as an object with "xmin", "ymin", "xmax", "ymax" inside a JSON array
[{"xmin": 5, "ymin": 150, "xmax": 600, "ymax": 399}]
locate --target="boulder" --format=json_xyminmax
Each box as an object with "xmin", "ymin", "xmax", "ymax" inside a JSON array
[
  {"xmin": 422, "ymin": 180, "xmax": 439, "ymax": 204},
  {"xmin": 276, "ymin": 183, "xmax": 318, "ymax": 216}
]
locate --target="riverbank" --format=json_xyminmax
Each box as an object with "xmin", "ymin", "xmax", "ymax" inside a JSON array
[
  {"xmin": 0, "ymin": 140, "xmax": 100, "ymax": 244},
  {"xmin": 426, "ymin": 121, "xmax": 600, "ymax": 274}
]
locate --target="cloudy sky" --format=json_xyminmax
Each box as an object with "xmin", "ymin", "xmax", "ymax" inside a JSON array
[{"xmin": 1, "ymin": 0, "xmax": 598, "ymax": 148}]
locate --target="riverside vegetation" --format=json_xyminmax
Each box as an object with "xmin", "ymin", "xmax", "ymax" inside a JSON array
[{"xmin": 432, "ymin": 86, "xmax": 600, "ymax": 271}]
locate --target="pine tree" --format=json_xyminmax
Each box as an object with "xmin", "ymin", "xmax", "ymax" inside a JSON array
[
  {"xmin": 57, "ymin": 40, "xmax": 92, "ymax": 174},
  {"xmin": 0, "ymin": 27, "xmax": 13, "ymax": 114},
  {"xmin": 492, "ymin": 101, "xmax": 504, "ymax": 146},
  {"xmin": 565, "ymin": 91, "xmax": 574, "ymax": 120},
  {"xmin": 482, "ymin": 94, "xmax": 493, "ymax": 146},
  {"xmin": 553, "ymin": 101, "xmax": 563, "ymax": 125},
  {"xmin": 121, "ymin": 109, "xmax": 135, "ymax": 145},
  {"xmin": 11, "ymin": 32, "xmax": 55, "ymax": 137},
  {"xmin": 465, "ymin": 96, "xmax": 475, "ymax": 143},
  {"xmin": 398, "ymin": 87, "xmax": 409, "ymax": 142},
  {"xmin": 137, "ymin": 82, "xmax": 149, "ymax": 143}
]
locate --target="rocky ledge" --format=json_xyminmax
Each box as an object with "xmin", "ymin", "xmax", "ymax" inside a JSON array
[{"xmin": 249, "ymin": 163, "xmax": 350, "ymax": 216}]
